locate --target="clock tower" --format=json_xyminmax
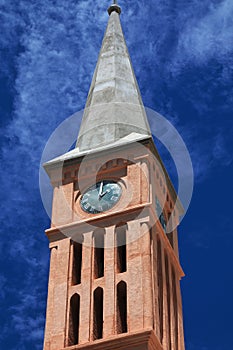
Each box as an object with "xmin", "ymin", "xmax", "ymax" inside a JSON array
[{"xmin": 43, "ymin": 2, "xmax": 186, "ymax": 350}]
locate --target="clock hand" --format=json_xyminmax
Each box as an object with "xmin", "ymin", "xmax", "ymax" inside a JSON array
[
  {"xmin": 100, "ymin": 191, "xmax": 107, "ymax": 198},
  {"xmin": 99, "ymin": 189, "xmax": 110, "ymax": 198},
  {"xmin": 98, "ymin": 181, "xmax": 103, "ymax": 198}
]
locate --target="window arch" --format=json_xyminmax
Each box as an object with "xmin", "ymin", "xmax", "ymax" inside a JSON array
[
  {"xmin": 93, "ymin": 229, "xmax": 105, "ymax": 279},
  {"xmin": 116, "ymin": 281, "xmax": 127, "ymax": 334},
  {"xmin": 115, "ymin": 223, "xmax": 127, "ymax": 273},
  {"xmin": 93, "ymin": 287, "xmax": 104, "ymax": 340},
  {"xmin": 68, "ymin": 293, "xmax": 80, "ymax": 346}
]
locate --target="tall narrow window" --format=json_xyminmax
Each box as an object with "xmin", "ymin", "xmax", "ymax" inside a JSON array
[
  {"xmin": 165, "ymin": 255, "xmax": 172, "ymax": 350},
  {"xmin": 93, "ymin": 229, "xmax": 105, "ymax": 279},
  {"xmin": 157, "ymin": 239, "xmax": 163, "ymax": 343},
  {"xmin": 72, "ymin": 241, "xmax": 83, "ymax": 285},
  {"xmin": 68, "ymin": 294, "xmax": 80, "ymax": 346},
  {"xmin": 116, "ymin": 281, "xmax": 127, "ymax": 334},
  {"xmin": 93, "ymin": 287, "xmax": 103, "ymax": 340},
  {"xmin": 115, "ymin": 224, "xmax": 127, "ymax": 273},
  {"xmin": 156, "ymin": 197, "xmax": 167, "ymax": 231},
  {"xmin": 172, "ymin": 269, "xmax": 179, "ymax": 350},
  {"xmin": 166, "ymin": 212, "xmax": 174, "ymax": 248},
  {"xmin": 167, "ymin": 232, "xmax": 174, "ymax": 248}
]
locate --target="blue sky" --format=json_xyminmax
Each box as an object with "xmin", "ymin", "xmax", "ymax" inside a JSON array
[{"xmin": 0, "ymin": 0, "xmax": 232, "ymax": 349}]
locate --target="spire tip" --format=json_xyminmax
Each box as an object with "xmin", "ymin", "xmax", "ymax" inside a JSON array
[{"xmin": 108, "ymin": 1, "xmax": 121, "ymax": 15}]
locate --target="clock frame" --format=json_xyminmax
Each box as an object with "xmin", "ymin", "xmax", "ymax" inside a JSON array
[{"xmin": 80, "ymin": 180, "xmax": 122, "ymax": 214}]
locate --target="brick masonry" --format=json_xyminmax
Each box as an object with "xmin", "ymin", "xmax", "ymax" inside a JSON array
[{"xmin": 43, "ymin": 140, "xmax": 185, "ymax": 350}]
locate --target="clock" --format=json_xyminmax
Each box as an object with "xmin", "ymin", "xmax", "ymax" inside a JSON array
[{"xmin": 80, "ymin": 180, "xmax": 122, "ymax": 214}]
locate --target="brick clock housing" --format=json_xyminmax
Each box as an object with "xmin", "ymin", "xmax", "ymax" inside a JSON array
[{"xmin": 43, "ymin": 3, "xmax": 186, "ymax": 350}]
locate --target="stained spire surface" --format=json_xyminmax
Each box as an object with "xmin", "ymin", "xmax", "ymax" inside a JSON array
[{"xmin": 76, "ymin": 4, "xmax": 151, "ymax": 152}]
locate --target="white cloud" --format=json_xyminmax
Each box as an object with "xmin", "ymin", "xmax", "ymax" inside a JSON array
[{"xmin": 173, "ymin": 0, "xmax": 233, "ymax": 68}]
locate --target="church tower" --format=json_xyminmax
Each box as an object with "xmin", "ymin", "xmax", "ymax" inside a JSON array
[{"xmin": 43, "ymin": 2, "xmax": 186, "ymax": 350}]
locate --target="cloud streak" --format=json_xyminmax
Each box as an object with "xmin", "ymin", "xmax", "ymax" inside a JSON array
[{"xmin": 173, "ymin": 0, "xmax": 233, "ymax": 67}]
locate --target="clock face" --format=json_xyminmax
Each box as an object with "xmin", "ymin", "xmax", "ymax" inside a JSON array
[{"xmin": 80, "ymin": 180, "xmax": 122, "ymax": 214}]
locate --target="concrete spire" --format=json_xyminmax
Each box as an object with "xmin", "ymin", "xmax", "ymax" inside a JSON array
[{"xmin": 76, "ymin": 4, "xmax": 151, "ymax": 152}]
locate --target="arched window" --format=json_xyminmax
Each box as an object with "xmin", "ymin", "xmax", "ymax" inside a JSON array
[
  {"xmin": 68, "ymin": 293, "xmax": 80, "ymax": 346},
  {"xmin": 157, "ymin": 239, "xmax": 163, "ymax": 343},
  {"xmin": 165, "ymin": 255, "xmax": 172, "ymax": 350},
  {"xmin": 93, "ymin": 287, "xmax": 103, "ymax": 340},
  {"xmin": 172, "ymin": 269, "xmax": 178, "ymax": 350},
  {"xmin": 116, "ymin": 281, "xmax": 127, "ymax": 334},
  {"xmin": 93, "ymin": 229, "xmax": 105, "ymax": 279},
  {"xmin": 72, "ymin": 240, "xmax": 83, "ymax": 285},
  {"xmin": 115, "ymin": 224, "xmax": 127, "ymax": 273}
]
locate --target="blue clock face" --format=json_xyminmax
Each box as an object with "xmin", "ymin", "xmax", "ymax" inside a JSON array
[{"xmin": 80, "ymin": 181, "xmax": 122, "ymax": 214}]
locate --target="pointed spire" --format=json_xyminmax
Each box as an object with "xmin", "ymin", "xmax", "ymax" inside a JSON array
[
  {"xmin": 108, "ymin": 0, "xmax": 121, "ymax": 15},
  {"xmin": 76, "ymin": 4, "xmax": 151, "ymax": 152}
]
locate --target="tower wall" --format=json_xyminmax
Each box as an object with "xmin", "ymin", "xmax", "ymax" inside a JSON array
[{"xmin": 43, "ymin": 142, "xmax": 185, "ymax": 350}]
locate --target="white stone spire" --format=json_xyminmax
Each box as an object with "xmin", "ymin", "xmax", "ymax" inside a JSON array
[
  {"xmin": 44, "ymin": 3, "xmax": 152, "ymax": 167},
  {"xmin": 76, "ymin": 3, "xmax": 151, "ymax": 152}
]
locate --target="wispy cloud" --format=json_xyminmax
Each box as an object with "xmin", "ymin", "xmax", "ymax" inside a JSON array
[
  {"xmin": 0, "ymin": 229, "xmax": 49, "ymax": 348},
  {"xmin": 117, "ymin": 0, "xmax": 233, "ymax": 184},
  {"xmin": 173, "ymin": 0, "xmax": 233, "ymax": 68},
  {"xmin": 0, "ymin": 1, "xmax": 106, "ymax": 347}
]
